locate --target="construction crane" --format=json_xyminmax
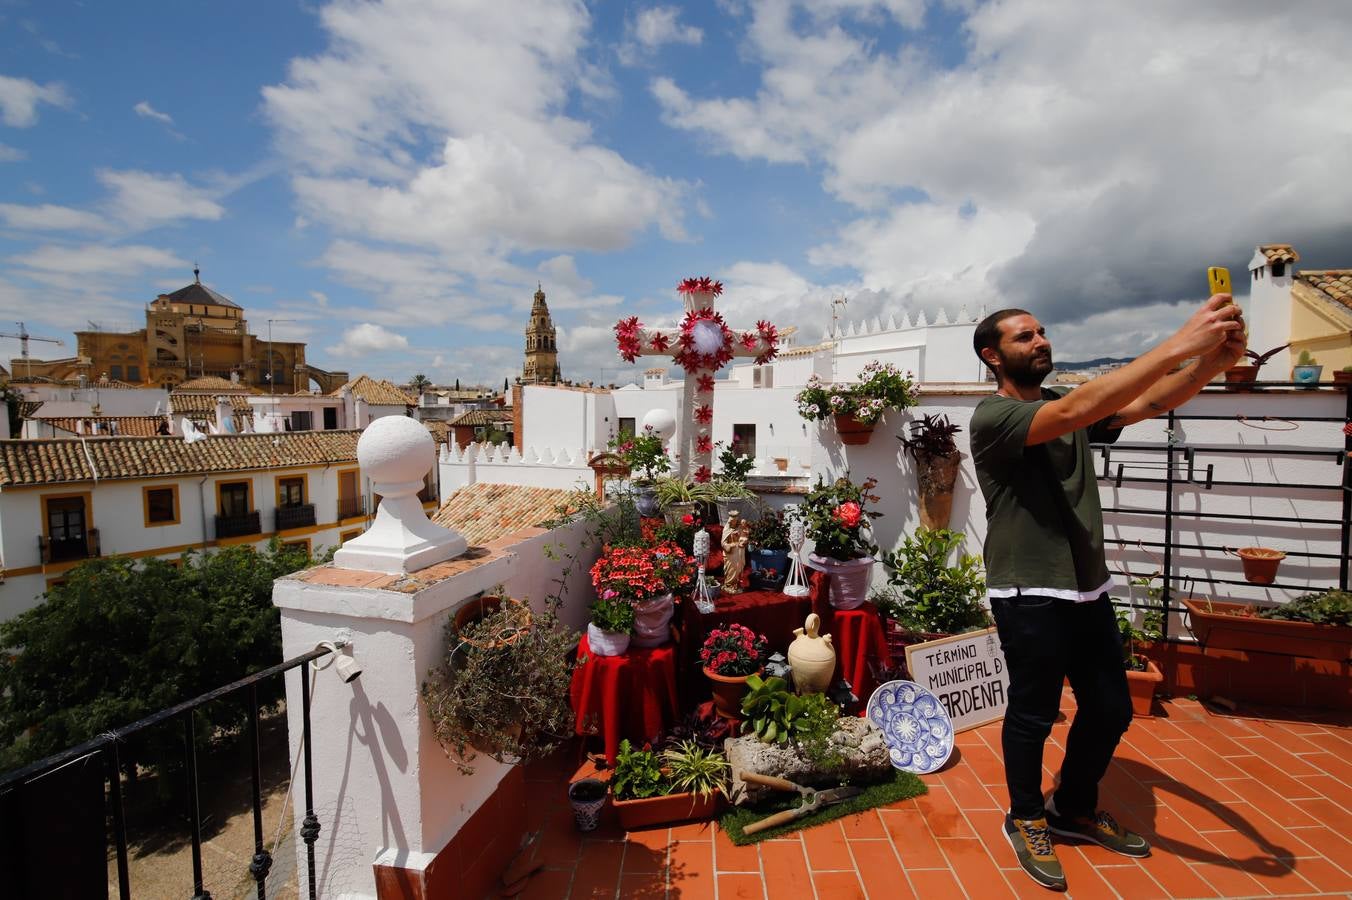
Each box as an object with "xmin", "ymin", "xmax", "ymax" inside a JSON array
[{"xmin": 0, "ymin": 322, "xmax": 65, "ymax": 380}]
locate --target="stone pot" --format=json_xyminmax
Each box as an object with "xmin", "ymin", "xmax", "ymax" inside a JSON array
[
  {"xmin": 567, "ymin": 778, "xmax": 607, "ymax": 832},
  {"xmin": 586, "ymin": 622, "xmax": 631, "ymax": 657},
  {"xmin": 808, "ymin": 554, "xmax": 875, "ymax": 610},
  {"xmin": 787, "ymin": 613, "xmax": 836, "ymax": 695},
  {"xmin": 631, "ymin": 593, "xmax": 674, "ymax": 647},
  {"xmin": 833, "ymin": 413, "xmax": 875, "ymax": 445},
  {"xmin": 663, "ymin": 501, "xmax": 698, "ymax": 527},
  {"xmin": 912, "ymin": 450, "xmax": 961, "ymax": 531},
  {"xmin": 633, "ymin": 482, "xmax": 661, "ymax": 517}
]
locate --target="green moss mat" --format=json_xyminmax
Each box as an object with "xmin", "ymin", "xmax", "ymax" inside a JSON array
[{"xmin": 719, "ymin": 770, "xmax": 928, "ymax": 845}]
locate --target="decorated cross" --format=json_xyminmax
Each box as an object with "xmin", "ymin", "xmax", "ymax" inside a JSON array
[{"xmin": 615, "ymin": 277, "xmax": 780, "ymax": 480}]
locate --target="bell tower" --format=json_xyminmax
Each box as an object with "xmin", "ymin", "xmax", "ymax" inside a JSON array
[{"xmin": 523, "ymin": 283, "xmax": 560, "ymax": 384}]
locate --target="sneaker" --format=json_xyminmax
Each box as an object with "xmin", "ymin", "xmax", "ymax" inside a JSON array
[
  {"xmin": 1004, "ymin": 815, "xmax": 1067, "ymax": 891},
  {"xmin": 1046, "ymin": 808, "xmax": 1151, "ymax": 858}
]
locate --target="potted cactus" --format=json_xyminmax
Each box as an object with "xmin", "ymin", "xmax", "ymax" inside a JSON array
[{"xmin": 1292, "ymin": 349, "xmax": 1323, "ymax": 387}]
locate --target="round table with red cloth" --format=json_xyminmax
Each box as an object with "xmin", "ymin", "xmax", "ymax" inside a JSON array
[{"xmin": 568, "ymin": 633, "xmax": 680, "ymax": 765}]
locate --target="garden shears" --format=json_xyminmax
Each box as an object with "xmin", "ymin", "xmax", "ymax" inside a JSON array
[{"xmin": 740, "ymin": 772, "xmax": 863, "ymax": 835}]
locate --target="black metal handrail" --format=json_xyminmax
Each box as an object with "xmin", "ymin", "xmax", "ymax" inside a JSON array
[
  {"xmin": 216, "ymin": 510, "xmax": 262, "ymax": 539},
  {"xmin": 37, "ymin": 527, "xmax": 101, "ymax": 565},
  {"xmin": 275, "ymin": 503, "xmax": 316, "ymax": 531},
  {"xmin": 336, "ymin": 495, "xmax": 365, "ymax": 520},
  {"xmin": 0, "ymin": 645, "xmax": 334, "ymax": 900}
]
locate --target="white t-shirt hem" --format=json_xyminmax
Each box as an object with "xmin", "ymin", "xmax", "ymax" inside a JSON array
[{"xmin": 986, "ymin": 577, "xmax": 1114, "ymax": 604}]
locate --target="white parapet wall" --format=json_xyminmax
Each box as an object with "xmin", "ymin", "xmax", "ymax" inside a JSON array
[{"xmin": 438, "ymin": 441, "xmax": 594, "ymax": 493}]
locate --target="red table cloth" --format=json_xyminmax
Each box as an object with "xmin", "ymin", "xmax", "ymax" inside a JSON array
[
  {"xmin": 809, "ymin": 571, "xmax": 892, "ymax": 709},
  {"xmin": 569, "ymin": 633, "xmax": 680, "ymax": 765}
]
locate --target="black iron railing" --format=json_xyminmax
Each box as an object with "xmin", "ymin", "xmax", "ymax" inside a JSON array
[
  {"xmin": 337, "ymin": 495, "xmax": 365, "ymax": 520},
  {"xmin": 38, "ymin": 527, "xmax": 101, "ymax": 564},
  {"xmin": 1099, "ymin": 383, "xmax": 1351, "ymax": 640},
  {"xmin": 0, "ymin": 645, "xmax": 335, "ymax": 900},
  {"xmin": 216, "ymin": 510, "xmax": 263, "ymax": 539},
  {"xmin": 275, "ymin": 503, "xmax": 317, "ymax": 531}
]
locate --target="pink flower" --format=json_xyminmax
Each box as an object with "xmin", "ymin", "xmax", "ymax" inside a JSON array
[{"xmin": 682, "ymin": 513, "xmax": 694, "ymax": 525}]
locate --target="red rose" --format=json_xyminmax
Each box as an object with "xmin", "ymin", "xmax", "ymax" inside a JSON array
[{"xmin": 833, "ymin": 501, "xmax": 862, "ymax": 528}]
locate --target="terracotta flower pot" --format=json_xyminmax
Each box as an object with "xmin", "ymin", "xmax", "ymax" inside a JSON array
[
  {"xmin": 1125, "ymin": 659, "xmax": 1163, "ymax": 717},
  {"xmin": 1233, "ymin": 547, "xmax": 1285, "ymax": 585},
  {"xmin": 833, "ymin": 413, "xmax": 875, "ymax": 445},
  {"xmin": 1223, "ymin": 365, "xmax": 1260, "ymax": 391},
  {"xmin": 913, "ymin": 450, "xmax": 962, "ymax": 531},
  {"xmin": 1332, "ymin": 369, "xmax": 1352, "ymax": 386},
  {"xmin": 612, "ymin": 789, "xmax": 723, "ymax": 830},
  {"xmin": 1182, "ymin": 598, "xmax": 1352, "ymax": 661},
  {"xmin": 703, "ymin": 666, "xmax": 756, "ymax": 719}
]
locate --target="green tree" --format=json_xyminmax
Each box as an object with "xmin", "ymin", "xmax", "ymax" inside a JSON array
[
  {"xmin": 0, "ymin": 540, "xmax": 323, "ymax": 774},
  {"xmin": 409, "ymin": 373, "xmax": 431, "ymax": 395},
  {"xmin": 1, "ymin": 381, "xmax": 23, "ymax": 438}
]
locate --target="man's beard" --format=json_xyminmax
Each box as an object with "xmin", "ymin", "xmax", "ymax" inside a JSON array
[{"xmin": 1003, "ymin": 351, "xmax": 1052, "ymax": 388}]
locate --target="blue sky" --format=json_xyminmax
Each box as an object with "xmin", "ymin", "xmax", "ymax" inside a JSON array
[{"xmin": 2, "ymin": 0, "xmax": 1349, "ymax": 387}]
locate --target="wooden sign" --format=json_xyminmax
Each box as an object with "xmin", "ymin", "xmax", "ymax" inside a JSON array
[{"xmin": 904, "ymin": 627, "xmax": 1009, "ymax": 733}]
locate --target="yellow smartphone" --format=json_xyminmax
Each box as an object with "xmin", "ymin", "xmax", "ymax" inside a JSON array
[{"xmin": 1207, "ymin": 266, "xmax": 1232, "ymax": 299}]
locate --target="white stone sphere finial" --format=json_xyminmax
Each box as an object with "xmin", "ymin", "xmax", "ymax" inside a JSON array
[
  {"xmin": 642, "ymin": 408, "xmax": 677, "ymax": 439},
  {"xmin": 333, "ymin": 416, "xmax": 466, "ymax": 574}
]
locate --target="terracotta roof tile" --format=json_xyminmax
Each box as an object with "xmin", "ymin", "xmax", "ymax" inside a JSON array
[
  {"xmin": 431, "ymin": 483, "xmax": 580, "ymax": 546},
  {"xmin": 174, "ymin": 376, "xmax": 255, "ymax": 393},
  {"xmin": 43, "ymin": 416, "xmax": 168, "ymax": 437},
  {"xmin": 1260, "ymin": 244, "xmax": 1300, "ymax": 265},
  {"xmin": 170, "ymin": 393, "xmax": 255, "ymax": 417},
  {"xmin": 332, "ymin": 375, "xmax": 416, "ymax": 407},
  {"xmin": 1296, "ymin": 270, "xmax": 1352, "ymax": 311},
  {"xmin": 0, "ymin": 431, "xmax": 360, "ymax": 487},
  {"xmin": 423, "ymin": 420, "xmax": 451, "ymax": 445},
  {"xmin": 447, "ymin": 408, "xmax": 514, "ymax": 427}
]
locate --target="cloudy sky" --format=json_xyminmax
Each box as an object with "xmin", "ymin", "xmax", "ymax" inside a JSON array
[{"xmin": 1, "ymin": 0, "xmax": 1349, "ymax": 387}]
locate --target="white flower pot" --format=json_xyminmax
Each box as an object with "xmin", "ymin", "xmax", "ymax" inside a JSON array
[
  {"xmin": 587, "ymin": 622, "xmax": 631, "ymax": 656},
  {"xmin": 807, "ymin": 554, "xmax": 874, "ymax": 610},
  {"xmin": 631, "ymin": 593, "xmax": 674, "ymax": 647}
]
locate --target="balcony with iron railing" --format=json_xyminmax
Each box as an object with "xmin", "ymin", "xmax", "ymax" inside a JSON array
[
  {"xmin": 337, "ymin": 495, "xmax": 366, "ymax": 520},
  {"xmin": 214, "ymin": 510, "xmax": 262, "ymax": 539},
  {"xmin": 275, "ymin": 503, "xmax": 316, "ymax": 531},
  {"xmin": 38, "ymin": 527, "xmax": 100, "ymax": 565}
]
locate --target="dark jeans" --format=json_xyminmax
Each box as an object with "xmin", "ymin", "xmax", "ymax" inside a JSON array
[{"xmin": 990, "ymin": 592, "xmax": 1132, "ymax": 820}]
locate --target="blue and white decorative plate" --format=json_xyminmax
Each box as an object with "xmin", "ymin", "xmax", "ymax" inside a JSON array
[{"xmin": 866, "ymin": 680, "xmax": 954, "ymax": 774}]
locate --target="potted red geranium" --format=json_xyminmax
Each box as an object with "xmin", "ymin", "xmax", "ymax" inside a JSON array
[
  {"xmin": 798, "ymin": 476, "xmax": 882, "ymax": 609},
  {"xmin": 700, "ymin": 623, "xmax": 768, "ymax": 718},
  {"xmin": 590, "ymin": 542, "xmax": 694, "ymax": 648}
]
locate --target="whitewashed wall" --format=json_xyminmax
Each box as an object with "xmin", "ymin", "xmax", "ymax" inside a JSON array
[
  {"xmin": 805, "ymin": 386, "xmax": 1349, "ymax": 612},
  {"xmin": 501, "ymin": 514, "xmax": 603, "ymax": 632},
  {"xmin": 438, "ymin": 442, "xmax": 593, "ymax": 493},
  {"xmin": 13, "ymin": 385, "xmax": 169, "ymax": 416},
  {"xmin": 522, "ymin": 385, "xmax": 617, "ymax": 453}
]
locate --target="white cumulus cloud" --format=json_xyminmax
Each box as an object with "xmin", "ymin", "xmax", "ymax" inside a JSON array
[
  {"xmin": 326, "ymin": 322, "xmax": 411, "ymax": 356},
  {"xmin": 0, "ymin": 203, "xmax": 105, "ymax": 231},
  {"xmin": 132, "ymin": 100, "xmax": 173, "ymax": 125},
  {"xmin": 0, "ymin": 74, "xmax": 71, "ymax": 127}
]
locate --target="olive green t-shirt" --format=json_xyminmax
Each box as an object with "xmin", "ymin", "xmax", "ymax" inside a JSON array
[{"xmin": 969, "ymin": 387, "xmax": 1122, "ymax": 595}]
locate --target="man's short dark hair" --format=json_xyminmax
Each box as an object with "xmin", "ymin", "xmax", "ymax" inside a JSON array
[{"xmin": 973, "ymin": 308, "xmax": 1030, "ymax": 373}]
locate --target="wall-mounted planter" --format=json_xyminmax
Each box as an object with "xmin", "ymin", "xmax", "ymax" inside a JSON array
[
  {"xmin": 1230, "ymin": 547, "xmax": 1286, "ymax": 585},
  {"xmin": 1182, "ymin": 598, "xmax": 1352, "ymax": 662},
  {"xmin": 833, "ymin": 413, "xmax": 875, "ymax": 445}
]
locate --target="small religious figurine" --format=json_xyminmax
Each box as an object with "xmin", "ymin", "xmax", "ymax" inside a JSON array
[{"xmin": 721, "ymin": 511, "xmax": 750, "ymax": 594}]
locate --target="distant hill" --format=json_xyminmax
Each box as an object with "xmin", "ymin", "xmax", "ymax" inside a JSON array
[{"xmin": 1055, "ymin": 356, "xmax": 1135, "ymax": 370}]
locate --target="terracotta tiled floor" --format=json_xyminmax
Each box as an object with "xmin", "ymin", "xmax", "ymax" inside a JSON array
[{"xmin": 513, "ymin": 690, "xmax": 1352, "ymax": 898}]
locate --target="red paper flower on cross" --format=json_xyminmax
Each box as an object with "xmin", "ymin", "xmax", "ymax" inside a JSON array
[
  {"xmin": 693, "ymin": 464, "xmax": 712, "ymax": 483},
  {"xmin": 614, "ymin": 316, "xmax": 644, "ymax": 363},
  {"xmin": 740, "ymin": 331, "xmax": 759, "ymax": 351},
  {"xmin": 754, "ymin": 320, "xmax": 779, "ymax": 364},
  {"xmin": 695, "ymin": 404, "xmax": 713, "ymax": 424},
  {"xmin": 672, "ymin": 307, "xmax": 735, "ymax": 374},
  {"xmin": 648, "ymin": 333, "xmax": 670, "ymax": 352},
  {"xmin": 696, "ymin": 434, "xmax": 713, "ymax": 454},
  {"xmin": 697, "ymin": 374, "xmax": 716, "ymax": 393},
  {"xmin": 677, "ymin": 276, "xmax": 724, "ymax": 296}
]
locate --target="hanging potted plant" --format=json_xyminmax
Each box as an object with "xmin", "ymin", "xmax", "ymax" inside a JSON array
[
  {"xmin": 590, "ymin": 542, "xmax": 694, "ymax": 648},
  {"xmin": 700, "ymin": 623, "xmax": 769, "ymax": 718},
  {"xmin": 611, "ymin": 427, "xmax": 671, "ymax": 517},
  {"xmin": 1292, "ymin": 349, "xmax": 1323, "ymax": 387},
  {"xmin": 748, "ymin": 508, "xmax": 791, "ymax": 591},
  {"xmin": 1224, "ymin": 343, "xmax": 1289, "ymax": 390},
  {"xmin": 799, "ymin": 476, "xmax": 882, "ymax": 609},
  {"xmin": 899, "ymin": 414, "xmax": 964, "ymax": 531},
  {"xmin": 795, "ymin": 362, "xmax": 918, "ymax": 446},
  {"xmin": 422, "ymin": 600, "xmax": 577, "ymax": 774},
  {"xmin": 712, "ymin": 438, "xmax": 758, "ymax": 524},
  {"xmin": 1227, "ymin": 545, "xmax": 1287, "ymax": 585},
  {"xmin": 587, "ymin": 594, "xmax": 635, "ymax": 657},
  {"xmin": 654, "ymin": 476, "xmax": 717, "ymax": 526}
]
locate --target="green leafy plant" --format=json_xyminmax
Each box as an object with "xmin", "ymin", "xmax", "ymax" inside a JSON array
[
  {"xmin": 795, "ymin": 360, "xmax": 918, "ymax": 425},
  {"xmin": 715, "ymin": 439, "xmax": 756, "ymax": 485},
  {"xmin": 652, "ymin": 518, "xmax": 699, "ymax": 555},
  {"xmin": 700, "ymin": 623, "xmax": 768, "ymax": 676},
  {"xmin": 1127, "ymin": 575, "xmax": 1165, "ymax": 641},
  {"xmin": 878, "ymin": 528, "xmax": 988, "ymax": 634},
  {"xmin": 1257, "ymin": 589, "xmax": 1352, "ymax": 626},
  {"xmin": 654, "ymin": 476, "xmax": 718, "ymax": 507},
  {"xmin": 589, "ymin": 595, "xmax": 636, "ymax": 634},
  {"xmin": 612, "ymin": 738, "xmax": 668, "ymax": 800},
  {"xmin": 1342, "ymin": 365, "xmax": 1352, "ymax": 373},
  {"xmin": 611, "ymin": 426, "xmax": 671, "ymax": 482},
  {"xmin": 423, "ymin": 600, "xmax": 577, "ymax": 774},
  {"xmin": 798, "ymin": 476, "xmax": 882, "ymax": 561},
  {"xmin": 1116, "ymin": 611, "xmax": 1150, "ymax": 671},
  {"xmin": 748, "ymin": 508, "xmax": 789, "ymax": 551},
  {"xmin": 739, "ymin": 675, "xmax": 844, "ymax": 770},
  {"xmin": 661, "ymin": 740, "xmax": 729, "ymax": 798}
]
